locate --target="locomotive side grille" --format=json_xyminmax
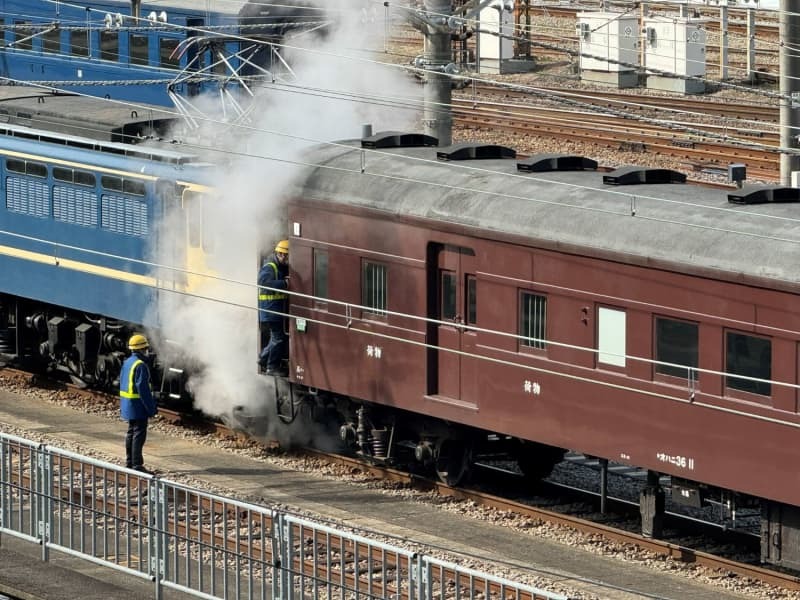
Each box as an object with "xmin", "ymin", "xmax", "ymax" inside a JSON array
[
  {"xmin": 54, "ymin": 186, "xmax": 98, "ymax": 228},
  {"xmin": 101, "ymin": 194, "xmax": 149, "ymax": 237},
  {"xmin": 6, "ymin": 177, "xmax": 49, "ymax": 218}
]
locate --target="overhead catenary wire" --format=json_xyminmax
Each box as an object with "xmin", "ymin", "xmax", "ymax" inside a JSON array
[{"xmin": 3, "ymin": 0, "xmax": 796, "ymax": 144}]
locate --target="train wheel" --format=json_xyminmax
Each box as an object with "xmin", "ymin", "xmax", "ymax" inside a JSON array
[
  {"xmin": 434, "ymin": 439, "xmax": 472, "ymax": 486},
  {"xmin": 514, "ymin": 440, "xmax": 565, "ymax": 481}
]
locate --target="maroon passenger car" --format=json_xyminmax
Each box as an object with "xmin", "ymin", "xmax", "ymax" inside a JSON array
[{"xmin": 279, "ymin": 132, "xmax": 800, "ymax": 569}]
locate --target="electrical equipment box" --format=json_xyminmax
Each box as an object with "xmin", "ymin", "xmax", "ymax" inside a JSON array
[
  {"xmin": 643, "ymin": 15, "xmax": 707, "ymax": 93},
  {"xmin": 577, "ymin": 12, "xmax": 639, "ymax": 88}
]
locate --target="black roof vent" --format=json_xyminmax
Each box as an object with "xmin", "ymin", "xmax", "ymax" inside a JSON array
[
  {"xmin": 517, "ymin": 154, "xmax": 598, "ymax": 172},
  {"xmin": 437, "ymin": 143, "xmax": 516, "ymax": 161},
  {"xmin": 361, "ymin": 131, "xmax": 438, "ymax": 148},
  {"xmin": 728, "ymin": 186, "xmax": 800, "ymax": 205},
  {"xmin": 603, "ymin": 166, "xmax": 687, "ymax": 185}
]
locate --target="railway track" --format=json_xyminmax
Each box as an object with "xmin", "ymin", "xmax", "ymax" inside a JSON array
[
  {"xmin": 2, "ymin": 367, "xmax": 800, "ymax": 593},
  {"xmin": 452, "ymin": 100, "xmax": 780, "ymax": 179}
]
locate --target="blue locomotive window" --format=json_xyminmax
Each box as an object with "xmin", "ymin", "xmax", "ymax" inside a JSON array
[
  {"xmin": 54, "ymin": 167, "xmax": 96, "ymax": 187},
  {"xmin": 160, "ymin": 38, "xmax": 180, "ymax": 68},
  {"xmin": 6, "ymin": 159, "xmax": 24, "ymax": 174},
  {"xmin": 726, "ymin": 332, "xmax": 771, "ymax": 396},
  {"xmin": 362, "ymin": 261, "xmax": 387, "ymax": 315},
  {"xmin": 314, "ymin": 248, "xmax": 328, "ymax": 300},
  {"xmin": 520, "ymin": 292, "xmax": 546, "ymax": 350},
  {"xmin": 131, "ymin": 35, "xmax": 149, "ymax": 65},
  {"xmin": 74, "ymin": 170, "xmax": 96, "ymax": 187},
  {"xmin": 42, "ymin": 28, "xmax": 61, "ymax": 53},
  {"xmin": 100, "ymin": 31, "xmax": 119, "ymax": 61},
  {"xmin": 655, "ymin": 317, "xmax": 698, "ymax": 380},
  {"xmin": 70, "ymin": 29, "xmax": 89, "ymax": 57},
  {"xmin": 101, "ymin": 195, "xmax": 148, "ymax": 236},
  {"xmin": 54, "ymin": 187, "xmax": 98, "ymax": 227},
  {"xmin": 10, "ymin": 160, "xmax": 47, "ymax": 177},
  {"xmin": 123, "ymin": 179, "xmax": 146, "ymax": 196},
  {"xmin": 26, "ymin": 162, "xmax": 46, "ymax": 178},
  {"xmin": 6, "ymin": 178, "xmax": 49, "ymax": 218},
  {"xmin": 14, "ymin": 22, "xmax": 33, "ymax": 50},
  {"xmin": 101, "ymin": 175, "xmax": 122, "ymax": 192}
]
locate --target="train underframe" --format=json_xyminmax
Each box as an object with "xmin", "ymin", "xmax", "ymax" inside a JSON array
[
  {"xmin": 0, "ymin": 294, "xmax": 190, "ymax": 404},
  {"xmin": 265, "ymin": 377, "xmax": 800, "ymax": 573}
]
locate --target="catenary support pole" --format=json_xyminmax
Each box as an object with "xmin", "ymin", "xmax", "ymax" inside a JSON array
[
  {"xmin": 779, "ymin": 0, "xmax": 800, "ymax": 185},
  {"xmin": 423, "ymin": 0, "xmax": 453, "ymax": 146}
]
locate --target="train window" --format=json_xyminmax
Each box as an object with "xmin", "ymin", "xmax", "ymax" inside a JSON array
[
  {"xmin": 655, "ymin": 317, "xmax": 698, "ymax": 380},
  {"xmin": 42, "ymin": 28, "xmax": 61, "ymax": 53},
  {"xmin": 54, "ymin": 168, "xmax": 96, "ymax": 187},
  {"xmin": 74, "ymin": 170, "xmax": 96, "ymax": 187},
  {"xmin": 520, "ymin": 292, "xmax": 547, "ymax": 350},
  {"xmin": 160, "ymin": 38, "xmax": 180, "ymax": 68},
  {"xmin": 130, "ymin": 35, "xmax": 149, "ymax": 65},
  {"xmin": 313, "ymin": 249, "xmax": 329, "ymax": 300},
  {"xmin": 726, "ymin": 332, "xmax": 771, "ymax": 396},
  {"xmin": 123, "ymin": 179, "xmax": 146, "ymax": 196},
  {"xmin": 14, "ymin": 22, "xmax": 33, "ymax": 50},
  {"xmin": 441, "ymin": 272, "xmax": 457, "ymax": 320},
  {"xmin": 101, "ymin": 176, "xmax": 123, "ymax": 192},
  {"xmin": 6, "ymin": 159, "xmax": 25, "ymax": 174},
  {"xmin": 466, "ymin": 276, "xmax": 477, "ymax": 325},
  {"xmin": 70, "ymin": 29, "xmax": 89, "ymax": 57},
  {"xmin": 53, "ymin": 167, "xmax": 72, "ymax": 182},
  {"xmin": 598, "ymin": 306, "xmax": 626, "ymax": 367},
  {"xmin": 362, "ymin": 261, "xmax": 387, "ymax": 315},
  {"xmin": 25, "ymin": 162, "xmax": 46, "ymax": 178},
  {"xmin": 100, "ymin": 31, "xmax": 119, "ymax": 61}
]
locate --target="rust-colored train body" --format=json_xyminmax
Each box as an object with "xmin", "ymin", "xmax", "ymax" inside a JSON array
[{"xmin": 281, "ymin": 134, "xmax": 800, "ymax": 569}]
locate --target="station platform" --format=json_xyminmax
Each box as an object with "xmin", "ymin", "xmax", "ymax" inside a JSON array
[{"xmin": 0, "ymin": 381, "xmax": 755, "ymax": 600}]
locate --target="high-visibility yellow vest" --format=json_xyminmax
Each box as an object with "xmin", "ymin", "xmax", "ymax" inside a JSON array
[
  {"xmin": 120, "ymin": 359, "xmax": 144, "ymax": 400},
  {"xmin": 258, "ymin": 262, "xmax": 287, "ymax": 301}
]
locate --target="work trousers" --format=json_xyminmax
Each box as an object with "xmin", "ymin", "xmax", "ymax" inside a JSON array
[
  {"xmin": 260, "ymin": 319, "xmax": 288, "ymax": 372},
  {"xmin": 125, "ymin": 418, "xmax": 149, "ymax": 470}
]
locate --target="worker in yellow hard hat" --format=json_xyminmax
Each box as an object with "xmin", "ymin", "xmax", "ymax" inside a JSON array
[
  {"xmin": 257, "ymin": 240, "xmax": 290, "ymax": 376},
  {"xmin": 120, "ymin": 334, "xmax": 157, "ymax": 474}
]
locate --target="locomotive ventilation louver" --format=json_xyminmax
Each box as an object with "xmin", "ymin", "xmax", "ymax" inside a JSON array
[
  {"xmin": 602, "ymin": 166, "xmax": 687, "ymax": 185},
  {"xmin": 517, "ymin": 154, "xmax": 598, "ymax": 172},
  {"xmin": 361, "ymin": 131, "xmax": 438, "ymax": 149},
  {"xmin": 728, "ymin": 186, "xmax": 800, "ymax": 205},
  {"xmin": 436, "ymin": 143, "xmax": 516, "ymax": 161}
]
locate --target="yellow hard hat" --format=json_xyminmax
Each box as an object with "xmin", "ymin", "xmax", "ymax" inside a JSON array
[
  {"xmin": 128, "ymin": 334, "xmax": 149, "ymax": 351},
  {"xmin": 275, "ymin": 239, "xmax": 289, "ymax": 254}
]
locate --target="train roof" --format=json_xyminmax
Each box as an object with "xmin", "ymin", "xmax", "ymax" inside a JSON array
[
  {"xmin": 298, "ymin": 139, "xmax": 800, "ymax": 290},
  {"xmin": 0, "ymin": 86, "xmax": 179, "ymax": 144}
]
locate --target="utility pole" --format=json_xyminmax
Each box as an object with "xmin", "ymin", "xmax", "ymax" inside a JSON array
[
  {"xmin": 780, "ymin": 0, "xmax": 800, "ymax": 185},
  {"xmin": 420, "ymin": 0, "xmax": 454, "ymax": 146}
]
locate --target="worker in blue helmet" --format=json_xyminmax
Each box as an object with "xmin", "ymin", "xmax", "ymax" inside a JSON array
[
  {"xmin": 258, "ymin": 240, "xmax": 290, "ymax": 376},
  {"xmin": 120, "ymin": 334, "xmax": 158, "ymax": 474}
]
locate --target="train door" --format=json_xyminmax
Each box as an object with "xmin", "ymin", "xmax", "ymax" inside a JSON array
[{"xmin": 431, "ymin": 244, "xmax": 477, "ymax": 404}]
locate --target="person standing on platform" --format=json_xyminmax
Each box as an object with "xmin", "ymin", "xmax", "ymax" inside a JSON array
[
  {"xmin": 258, "ymin": 240, "xmax": 290, "ymax": 376},
  {"xmin": 120, "ymin": 334, "xmax": 157, "ymax": 473}
]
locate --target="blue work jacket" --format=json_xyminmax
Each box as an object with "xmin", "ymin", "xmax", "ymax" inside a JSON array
[
  {"xmin": 119, "ymin": 352, "xmax": 157, "ymax": 420},
  {"xmin": 258, "ymin": 253, "xmax": 289, "ymax": 323}
]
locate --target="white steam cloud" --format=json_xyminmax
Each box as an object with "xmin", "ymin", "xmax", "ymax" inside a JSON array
[{"xmin": 153, "ymin": 0, "xmax": 421, "ymax": 441}]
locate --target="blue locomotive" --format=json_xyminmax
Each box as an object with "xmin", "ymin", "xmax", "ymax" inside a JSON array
[
  {"xmin": 0, "ymin": 86, "xmax": 215, "ymax": 390},
  {"xmin": 0, "ymin": 0, "xmax": 321, "ymax": 106}
]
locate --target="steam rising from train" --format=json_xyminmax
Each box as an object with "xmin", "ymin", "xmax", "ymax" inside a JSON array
[{"xmin": 153, "ymin": 0, "xmax": 422, "ymax": 441}]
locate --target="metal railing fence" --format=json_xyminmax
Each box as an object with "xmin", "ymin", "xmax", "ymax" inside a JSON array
[{"xmin": 0, "ymin": 432, "xmax": 567, "ymax": 600}]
